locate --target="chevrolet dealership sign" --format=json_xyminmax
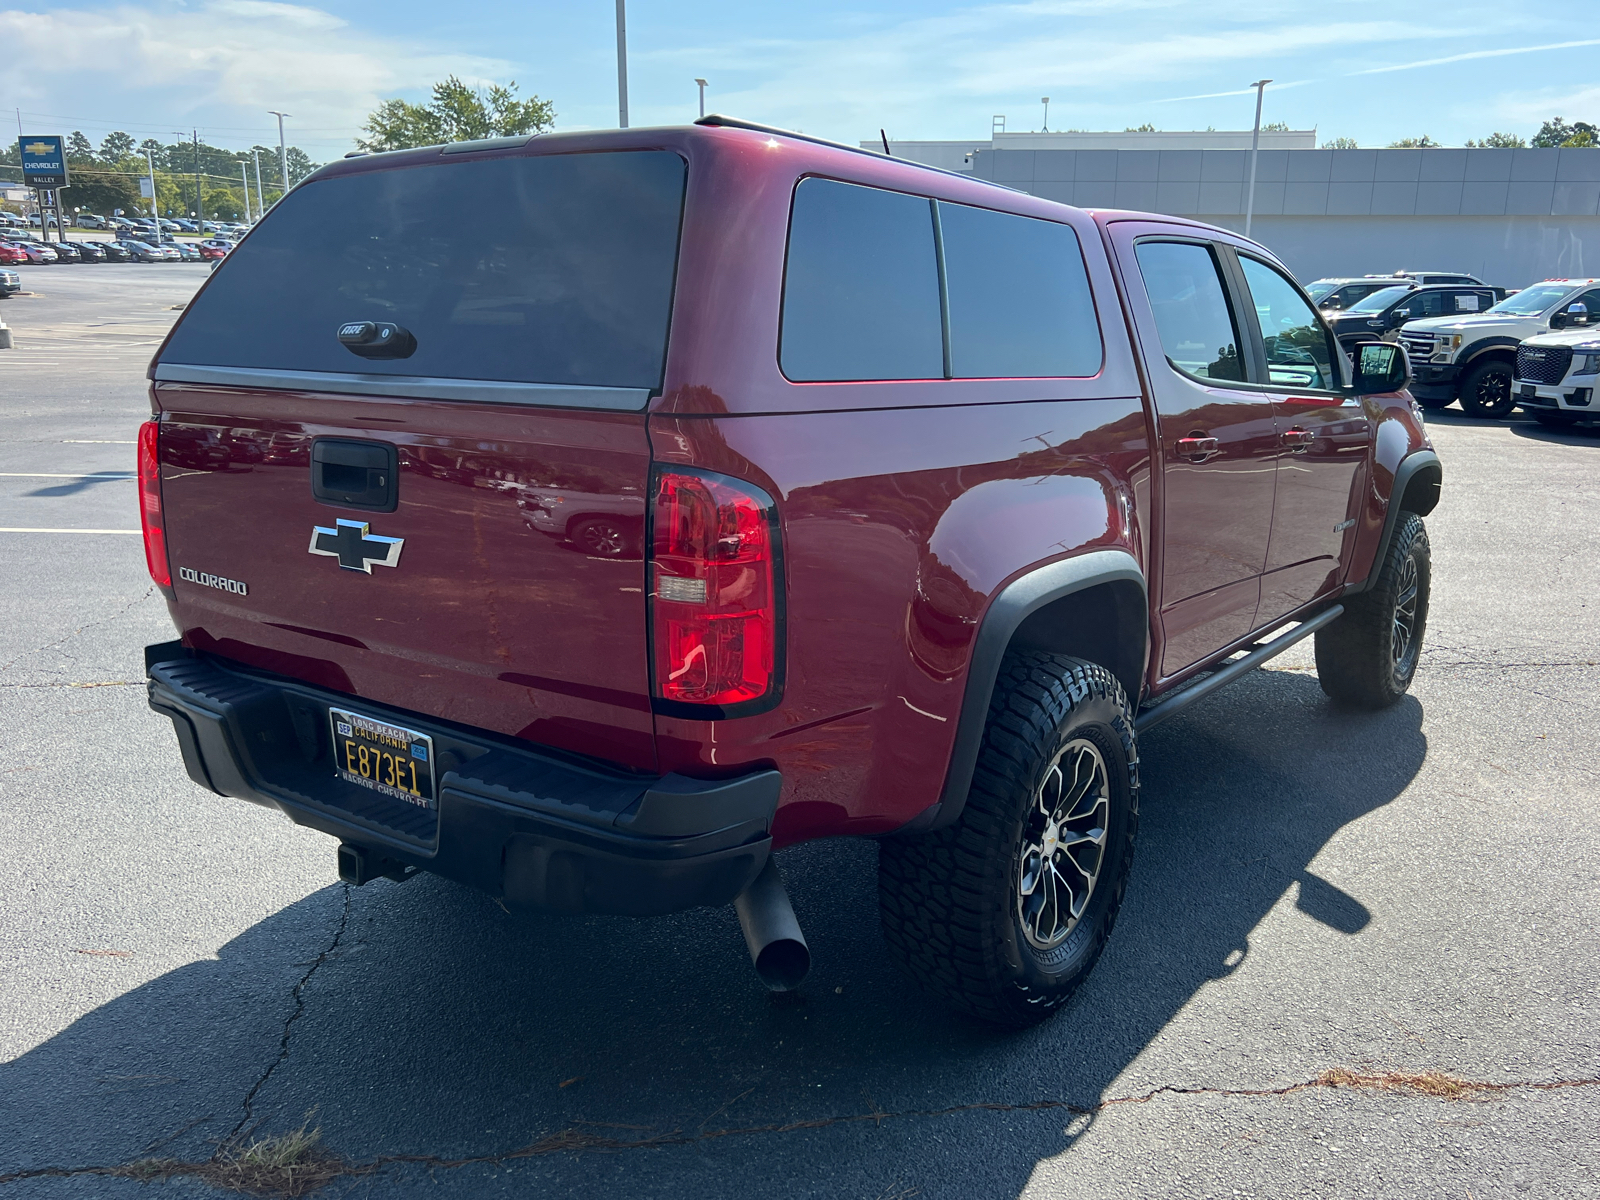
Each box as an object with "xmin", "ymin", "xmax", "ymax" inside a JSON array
[{"xmin": 19, "ymin": 135, "xmax": 68, "ymax": 188}]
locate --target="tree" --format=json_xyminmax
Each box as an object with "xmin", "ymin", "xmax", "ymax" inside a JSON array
[
  {"xmin": 137, "ymin": 138, "xmax": 165, "ymax": 159},
  {"xmin": 1532, "ymin": 118, "xmax": 1597, "ymax": 148},
  {"xmin": 1388, "ymin": 135, "xmax": 1440, "ymax": 148},
  {"xmin": 357, "ymin": 75, "xmax": 555, "ymax": 151},
  {"xmin": 284, "ymin": 146, "xmax": 317, "ymax": 184},
  {"xmin": 1262, "ymin": 121, "xmax": 1290, "ymax": 132},
  {"xmin": 1122, "ymin": 122, "xmax": 1156, "ymax": 133},
  {"xmin": 97, "ymin": 132, "xmax": 136, "ymax": 163},
  {"xmin": 1465, "ymin": 132, "xmax": 1526, "ymax": 148},
  {"xmin": 67, "ymin": 130, "xmax": 94, "ymax": 158},
  {"xmin": 1323, "ymin": 136, "xmax": 1358, "ymax": 149}
]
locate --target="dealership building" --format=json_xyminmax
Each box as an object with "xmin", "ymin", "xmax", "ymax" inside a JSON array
[{"xmin": 866, "ymin": 130, "xmax": 1600, "ymax": 288}]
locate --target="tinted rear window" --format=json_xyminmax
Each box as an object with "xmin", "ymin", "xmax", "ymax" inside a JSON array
[
  {"xmin": 939, "ymin": 201, "xmax": 1101, "ymax": 378},
  {"xmin": 780, "ymin": 178, "xmax": 944, "ymax": 382},
  {"xmin": 159, "ymin": 150, "xmax": 686, "ymax": 389}
]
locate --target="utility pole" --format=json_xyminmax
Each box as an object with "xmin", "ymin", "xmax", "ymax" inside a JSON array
[
  {"xmin": 1041, "ymin": 97, "xmax": 1050, "ymax": 132},
  {"xmin": 145, "ymin": 146, "xmax": 161, "ymax": 243},
  {"xmin": 268, "ymin": 111, "xmax": 291, "ymax": 199},
  {"xmin": 253, "ymin": 149, "xmax": 264, "ymax": 223},
  {"xmin": 1244, "ymin": 79, "xmax": 1271, "ymax": 239},
  {"xmin": 695, "ymin": 78, "xmax": 708, "ymax": 120},
  {"xmin": 615, "ymin": 0, "xmax": 629, "ymax": 128},
  {"xmin": 193, "ymin": 129, "xmax": 202, "ymax": 231}
]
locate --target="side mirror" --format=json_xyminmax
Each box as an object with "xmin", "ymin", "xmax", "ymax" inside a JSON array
[
  {"xmin": 1387, "ymin": 308, "xmax": 1411, "ymax": 327},
  {"xmin": 1550, "ymin": 311, "xmax": 1568, "ymax": 330},
  {"xmin": 1351, "ymin": 342, "xmax": 1411, "ymax": 395}
]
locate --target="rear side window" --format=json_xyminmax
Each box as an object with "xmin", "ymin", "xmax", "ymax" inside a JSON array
[
  {"xmin": 159, "ymin": 150, "xmax": 686, "ymax": 389},
  {"xmin": 780, "ymin": 178, "xmax": 944, "ymax": 382},
  {"xmin": 1132, "ymin": 241, "xmax": 1246, "ymax": 382},
  {"xmin": 939, "ymin": 202, "xmax": 1102, "ymax": 378}
]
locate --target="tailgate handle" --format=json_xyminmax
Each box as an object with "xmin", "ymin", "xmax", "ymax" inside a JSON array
[{"xmin": 311, "ymin": 439, "xmax": 399, "ymax": 512}]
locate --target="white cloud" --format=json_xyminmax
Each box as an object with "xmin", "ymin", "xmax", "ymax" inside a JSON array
[{"xmin": 0, "ymin": 2, "xmax": 516, "ymax": 151}]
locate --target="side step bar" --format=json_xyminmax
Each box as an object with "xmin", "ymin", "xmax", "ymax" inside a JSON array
[{"xmin": 1135, "ymin": 605, "xmax": 1344, "ymax": 733}]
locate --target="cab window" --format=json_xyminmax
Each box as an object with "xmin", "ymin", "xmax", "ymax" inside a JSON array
[
  {"xmin": 1237, "ymin": 256, "xmax": 1339, "ymax": 391},
  {"xmin": 1131, "ymin": 240, "xmax": 1246, "ymax": 383}
]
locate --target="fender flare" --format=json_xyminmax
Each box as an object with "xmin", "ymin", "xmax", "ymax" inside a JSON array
[
  {"xmin": 1459, "ymin": 337, "xmax": 1519, "ymax": 368},
  {"xmin": 925, "ymin": 549, "xmax": 1147, "ymax": 832},
  {"xmin": 1349, "ymin": 450, "xmax": 1442, "ymax": 594}
]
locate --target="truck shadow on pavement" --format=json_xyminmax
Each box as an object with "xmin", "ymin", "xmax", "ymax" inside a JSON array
[{"xmin": 1, "ymin": 668, "xmax": 1426, "ymax": 1198}]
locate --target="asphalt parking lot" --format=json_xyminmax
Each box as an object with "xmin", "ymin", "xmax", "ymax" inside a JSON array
[{"xmin": 1, "ymin": 268, "xmax": 1596, "ymax": 1199}]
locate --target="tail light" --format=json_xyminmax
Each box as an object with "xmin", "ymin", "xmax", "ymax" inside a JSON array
[
  {"xmin": 137, "ymin": 420, "xmax": 171, "ymax": 587},
  {"xmin": 650, "ymin": 470, "xmax": 782, "ymax": 713}
]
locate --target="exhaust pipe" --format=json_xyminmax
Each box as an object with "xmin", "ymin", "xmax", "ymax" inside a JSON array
[{"xmin": 733, "ymin": 858, "xmax": 810, "ymax": 991}]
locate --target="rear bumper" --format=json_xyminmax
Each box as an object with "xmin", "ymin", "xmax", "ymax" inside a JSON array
[{"xmin": 145, "ymin": 641, "xmax": 779, "ymax": 916}]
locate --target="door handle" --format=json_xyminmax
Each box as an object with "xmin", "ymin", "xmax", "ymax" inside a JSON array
[
  {"xmin": 1176, "ymin": 436, "xmax": 1219, "ymax": 457},
  {"xmin": 1282, "ymin": 428, "xmax": 1316, "ymax": 450}
]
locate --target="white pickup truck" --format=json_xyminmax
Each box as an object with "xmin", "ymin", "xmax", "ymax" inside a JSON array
[
  {"xmin": 1397, "ymin": 278, "xmax": 1600, "ymax": 417},
  {"xmin": 1512, "ymin": 327, "xmax": 1600, "ymax": 428}
]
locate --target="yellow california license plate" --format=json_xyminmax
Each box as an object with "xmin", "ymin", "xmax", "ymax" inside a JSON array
[{"xmin": 329, "ymin": 707, "xmax": 436, "ymax": 809}]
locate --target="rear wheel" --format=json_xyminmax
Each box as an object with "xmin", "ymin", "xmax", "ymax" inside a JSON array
[
  {"xmin": 569, "ymin": 515, "xmax": 635, "ymax": 558},
  {"xmin": 878, "ymin": 653, "xmax": 1138, "ymax": 1028},
  {"xmin": 1458, "ymin": 359, "xmax": 1516, "ymax": 418},
  {"xmin": 1315, "ymin": 513, "xmax": 1430, "ymax": 709}
]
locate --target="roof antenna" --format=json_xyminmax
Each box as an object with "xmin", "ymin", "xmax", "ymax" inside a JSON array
[{"xmin": 880, "ymin": 129, "xmax": 892, "ymax": 156}]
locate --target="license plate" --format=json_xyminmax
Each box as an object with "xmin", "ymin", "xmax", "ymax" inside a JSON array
[
  {"xmin": 329, "ymin": 707, "xmax": 436, "ymax": 809},
  {"xmin": 1521, "ymin": 384, "xmax": 1536, "ymax": 397}
]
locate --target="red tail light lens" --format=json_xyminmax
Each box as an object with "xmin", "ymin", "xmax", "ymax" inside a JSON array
[
  {"xmin": 651, "ymin": 470, "xmax": 781, "ymax": 711},
  {"xmin": 137, "ymin": 420, "xmax": 171, "ymax": 587}
]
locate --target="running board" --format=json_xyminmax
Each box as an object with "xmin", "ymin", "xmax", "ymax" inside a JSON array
[{"xmin": 1135, "ymin": 605, "xmax": 1345, "ymax": 733}]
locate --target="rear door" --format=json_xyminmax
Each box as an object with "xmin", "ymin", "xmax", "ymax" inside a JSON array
[
  {"xmin": 152, "ymin": 147, "xmax": 688, "ymax": 772},
  {"xmin": 1110, "ymin": 227, "xmax": 1278, "ymax": 678},
  {"xmin": 1231, "ymin": 253, "xmax": 1372, "ymax": 626}
]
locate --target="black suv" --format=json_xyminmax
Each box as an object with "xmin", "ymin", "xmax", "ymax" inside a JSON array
[{"xmin": 1327, "ymin": 283, "xmax": 1501, "ymax": 351}]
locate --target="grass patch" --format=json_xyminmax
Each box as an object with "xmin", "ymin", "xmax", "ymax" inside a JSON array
[
  {"xmin": 1316, "ymin": 1067, "xmax": 1477, "ymax": 1099},
  {"xmin": 117, "ymin": 1118, "xmax": 356, "ymax": 1198}
]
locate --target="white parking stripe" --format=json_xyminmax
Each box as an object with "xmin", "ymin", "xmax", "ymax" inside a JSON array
[
  {"xmin": 0, "ymin": 473, "xmax": 134, "ymax": 479},
  {"xmin": 0, "ymin": 527, "xmax": 141, "ymax": 534}
]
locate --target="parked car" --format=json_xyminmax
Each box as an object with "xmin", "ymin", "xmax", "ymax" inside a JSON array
[
  {"xmin": 98, "ymin": 240, "xmax": 133, "ymax": 262},
  {"xmin": 1326, "ymin": 284, "xmax": 1501, "ymax": 352},
  {"xmin": 114, "ymin": 239, "xmax": 166, "ymax": 263},
  {"xmin": 1511, "ymin": 328, "xmax": 1600, "ymax": 428},
  {"xmin": 0, "ymin": 212, "xmax": 25, "ymax": 227},
  {"xmin": 0, "ymin": 242, "xmax": 26, "ymax": 265},
  {"xmin": 48, "ymin": 241, "xmax": 83, "ymax": 263},
  {"xmin": 4, "ymin": 240, "xmax": 57, "ymax": 264},
  {"xmin": 62, "ymin": 240, "xmax": 108, "ymax": 262},
  {"xmin": 0, "ymin": 268, "xmax": 19, "ymax": 298},
  {"xmin": 171, "ymin": 242, "xmax": 202, "ymax": 262},
  {"xmin": 75, "ymin": 213, "xmax": 110, "ymax": 229},
  {"xmin": 110, "ymin": 217, "xmax": 141, "ymax": 232},
  {"xmin": 1306, "ymin": 276, "xmax": 1410, "ymax": 312},
  {"xmin": 1392, "ymin": 270, "xmax": 1486, "ymax": 286},
  {"xmin": 26, "ymin": 213, "xmax": 61, "ymax": 228},
  {"xmin": 142, "ymin": 118, "xmax": 1441, "ymax": 1026},
  {"xmin": 172, "ymin": 218, "xmax": 199, "ymax": 232},
  {"xmin": 1398, "ymin": 278, "xmax": 1600, "ymax": 416},
  {"xmin": 196, "ymin": 240, "xmax": 230, "ymax": 260}
]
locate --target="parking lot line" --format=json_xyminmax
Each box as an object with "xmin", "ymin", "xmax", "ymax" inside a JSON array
[
  {"xmin": 0, "ymin": 473, "xmax": 135, "ymax": 479},
  {"xmin": 0, "ymin": 527, "xmax": 141, "ymax": 534}
]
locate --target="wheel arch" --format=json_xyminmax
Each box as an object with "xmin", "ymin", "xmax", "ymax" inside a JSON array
[
  {"xmin": 1350, "ymin": 450, "xmax": 1441, "ymax": 594},
  {"xmin": 1459, "ymin": 337, "xmax": 1519, "ymax": 369},
  {"xmin": 926, "ymin": 549, "xmax": 1147, "ymax": 832}
]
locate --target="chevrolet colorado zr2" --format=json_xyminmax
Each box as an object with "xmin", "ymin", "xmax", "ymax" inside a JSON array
[{"xmin": 140, "ymin": 117, "xmax": 1441, "ymax": 1027}]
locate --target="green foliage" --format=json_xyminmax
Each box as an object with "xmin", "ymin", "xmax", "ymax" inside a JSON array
[
  {"xmin": 1121, "ymin": 123, "xmax": 1157, "ymax": 133},
  {"xmin": 67, "ymin": 130, "xmax": 94, "ymax": 158},
  {"xmin": 1262, "ymin": 121, "xmax": 1290, "ymax": 132},
  {"xmin": 98, "ymin": 132, "xmax": 136, "ymax": 162},
  {"xmin": 1387, "ymin": 135, "xmax": 1440, "ymax": 148},
  {"xmin": 1465, "ymin": 132, "xmax": 1525, "ymax": 148},
  {"xmin": 1322, "ymin": 136, "xmax": 1358, "ymax": 149},
  {"xmin": 358, "ymin": 75, "xmax": 555, "ymax": 151},
  {"xmin": 1532, "ymin": 118, "xmax": 1597, "ymax": 148}
]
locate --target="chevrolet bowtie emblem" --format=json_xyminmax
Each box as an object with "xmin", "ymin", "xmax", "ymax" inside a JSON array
[
  {"xmin": 308, "ymin": 519, "xmax": 404, "ymax": 573},
  {"xmin": 24, "ymin": 142, "xmax": 53, "ymax": 156}
]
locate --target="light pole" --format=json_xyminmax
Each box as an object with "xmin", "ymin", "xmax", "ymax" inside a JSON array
[
  {"xmin": 1244, "ymin": 79, "xmax": 1271, "ymax": 239},
  {"xmin": 192, "ymin": 129, "xmax": 202, "ymax": 231},
  {"xmin": 1041, "ymin": 96, "xmax": 1050, "ymax": 132},
  {"xmin": 144, "ymin": 146, "xmax": 160, "ymax": 242},
  {"xmin": 240, "ymin": 160, "xmax": 251, "ymax": 222},
  {"xmin": 695, "ymin": 78, "xmax": 708, "ymax": 120},
  {"xmin": 268, "ymin": 111, "xmax": 291, "ymax": 198},
  {"xmin": 615, "ymin": 0, "xmax": 629, "ymax": 128},
  {"xmin": 253, "ymin": 149, "xmax": 264, "ymax": 223}
]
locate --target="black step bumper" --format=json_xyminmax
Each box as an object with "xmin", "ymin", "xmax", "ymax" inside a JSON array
[{"xmin": 145, "ymin": 642, "xmax": 779, "ymax": 916}]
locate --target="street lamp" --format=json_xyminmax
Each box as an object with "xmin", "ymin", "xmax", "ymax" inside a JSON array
[
  {"xmin": 1041, "ymin": 97, "xmax": 1050, "ymax": 132},
  {"xmin": 615, "ymin": 1, "xmax": 629, "ymax": 128},
  {"xmin": 1244, "ymin": 79, "xmax": 1272, "ymax": 239},
  {"xmin": 695, "ymin": 78, "xmax": 708, "ymax": 120},
  {"xmin": 268, "ymin": 111, "xmax": 291, "ymax": 198}
]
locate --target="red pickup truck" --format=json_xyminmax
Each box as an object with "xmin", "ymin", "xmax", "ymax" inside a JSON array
[{"xmin": 141, "ymin": 117, "xmax": 1440, "ymax": 1027}]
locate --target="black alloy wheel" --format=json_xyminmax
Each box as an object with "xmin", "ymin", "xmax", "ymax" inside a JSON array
[
  {"xmin": 1315, "ymin": 513, "xmax": 1430, "ymax": 708},
  {"xmin": 570, "ymin": 516, "xmax": 636, "ymax": 559},
  {"xmin": 1458, "ymin": 359, "xmax": 1517, "ymax": 418}
]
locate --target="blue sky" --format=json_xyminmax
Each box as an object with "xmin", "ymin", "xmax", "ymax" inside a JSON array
[{"xmin": 2, "ymin": 1, "xmax": 1596, "ymax": 159}]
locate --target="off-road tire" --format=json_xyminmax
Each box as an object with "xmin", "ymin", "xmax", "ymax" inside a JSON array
[
  {"xmin": 1315, "ymin": 513, "xmax": 1430, "ymax": 708},
  {"xmin": 569, "ymin": 515, "xmax": 635, "ymax": 558},
  {"xmin": 1532, "ymin": 410, "xmax": 1579, "ymax": 429},
  {"xmin": 1458, "ymin": 360, "xmax": 1516, "ymax": 418},
  {"xmin": 1413, "ymin": 392, "xmax": 1453, "ymax": 411},
  {"xmin": 878, "ymin": 653, "xmax": 1139, "ymax": 1028}
]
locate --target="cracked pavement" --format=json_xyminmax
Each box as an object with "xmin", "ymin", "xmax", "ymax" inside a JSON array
[{"xmin": 1, "ymin": 271, "xmax": 1597, "ymax": 1198}]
